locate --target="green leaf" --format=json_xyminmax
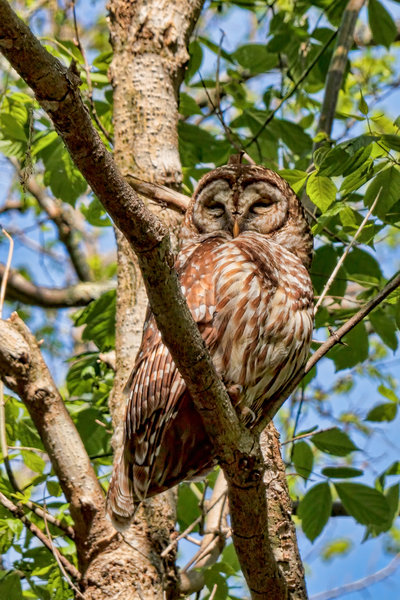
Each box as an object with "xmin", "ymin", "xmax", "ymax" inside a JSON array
[
  {"xmin": 279, "ymin": 169, "xmax": 308, "ymax": 194},
  {"xmin": 74, "ymin": 408, "xmax": 111, "ymax": 457},
  {"xmin": 179, "ymin": 122, "xmax": 230, "ymax": 166},
  {"xmin": 321, "ymin": 538, "xmax": 352, "ymax": 561},
  {"xmin": 198, "ymin": 36, "xmax": 234, "ymax": 63},
  {"xmin": 344, "ymin": 248, "xmax": 382, "ymax": 283},
  {"xmin": 369, "ymin": 309, "xmax": 398, "ymax": 350},
  {"xmin": 20, "ymin": 449, "xmax": 46, "ymax": 474},
  {"xmin": 366, "ymin": 403, "xmax": 397, "ymax": 422},
  {"xmin": 80, "ymin": 196, "xmax": 112, "ymax": 227},
  {"xmin": 368, "ymin": 0, "xmax": 397, "ymax": 48},
  {"xmin": 179, "ymin": 92, "xmax": 202, "ymax": 116},
  {"xmin": 329, "ymin": 322, "xmax": 369, "ymax": 371},
  {"xmin": 185, "ymin": 41, "xmax": 203, "ymax": 82},
  {"xmin": 311, "ymin": 245, "xmax": 346, "ymax": 298},
  {"xmin": 203, "ymin": 564, "xmax": 229, "ymax": 600},
  {"xmin": 322, "ymin": 466, "xmax": 363, "ymax": 479},
  {"xmin": 292, "ymin": 441, "xmax": 314, "ymax": 481},
  {"xmin": 340, "ymin": 161, "xmax": 374, "ymax": 195},
  {"xmin": 270, "ymin": 119, "xmax": 312, "ymax": 155},
  {"xmin": 334, "ymin": 482, "xmax": 390, "ymax": 525},
  {"xmin": 0, "ymin": 113, "xmax": 27, "ymax": 142},
  {"xmin": 318, "ymin": 136, "xmax": 376, "ymax": 177},
  {"xmin": 358, "ymin": 91, "xmax": 369, "ymax": 116},
  {"xmin": 221, "ymin": 543, "xmax": 241, "ymax": 574},
  {"xmin": 396, "ymin": 299, "xmax": 400, "ymax": 329},
  {"xmin": 0, "ymin": 571, "xmax": 23, "ymax": 600},
  {"xmin": 298, "ymin": 482, "xmax": 332, "ymax": 541},
  {"xmin": 306, "ymin": 172, "xmax": 336, "ymax": 212},
  {"xmin": 47, "ymin": 480, "xmax": 62, "ymax": 497},
  {"xmin": 177, "ymin": 483, "xmax": 200, "ymax": 531},
  {"xmin": 311, "ymin": 428, "xmax": 359, "ymax": 456},
  {"xmin": 42, "ymin": 139, "xmax": 88, "ymax": 205},
  {"xmin": 381, "ymin": 134, "xmax": 400, "ymax": 151},
  {"xmin": 73, "ymin": 290, "xmax": 116, "ymax": 351},
  {"xmin": 233, "ymin": 44, "xmax": 278, "ymax": 74},
  {"xmin": 364, "ymin": 166, "xmax": 400, "ymax": 221},
  {"xmin": 378, "ymin": 385, "xmax": 398, "ymax": 403}
]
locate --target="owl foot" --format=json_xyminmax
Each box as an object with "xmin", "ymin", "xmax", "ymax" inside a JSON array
[{"xmin": 238, "ymin": 406, "xmax": 257, "ymax": 424}]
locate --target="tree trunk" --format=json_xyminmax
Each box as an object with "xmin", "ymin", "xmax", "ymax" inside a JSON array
[{"xmin": 104, "ymin": 1, "xmax": 204, "ymax": 598}]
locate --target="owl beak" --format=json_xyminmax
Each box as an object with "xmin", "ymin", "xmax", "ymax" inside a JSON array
[{"xmin": 232, "ymin": 219, "xmax": 240, "ymax": 238}]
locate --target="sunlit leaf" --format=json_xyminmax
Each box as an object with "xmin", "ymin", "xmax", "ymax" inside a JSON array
[
  {"xmin": 311, "ymin": 428, "xmax": 359, "ymax": 456},
  {"xmin": 292, "ymin": 441, "xmax": 314, "ymax": 481},
  {"xmin": 322, "ymin": 466, "xmax": 363, "ymax": 479},
  {"xmin": 298, "ymin": 482, "xmax": 332, "ymax": 541},
  {"xmin": 335, "ymin": 482, "xmax": 390, "ymax": 525}
]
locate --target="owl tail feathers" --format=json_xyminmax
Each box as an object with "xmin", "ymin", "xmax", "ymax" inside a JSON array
[{"xmin": 106, "ymin": 451, "xmax": 139, "ymax": 533}]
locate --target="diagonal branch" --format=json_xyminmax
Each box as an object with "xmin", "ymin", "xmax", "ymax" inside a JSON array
[
  {"xmin": 125, "ymin": 173, "xmax": 189, "ymax": 213},
  {"xmin": 310, "ymin": 553, "xmax": 400, "ymax": 600},
  {"xmin": 0, "ymin": 263, "xmax": 114, "ymax": 307}
]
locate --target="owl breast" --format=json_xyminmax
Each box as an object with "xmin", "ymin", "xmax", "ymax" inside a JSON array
[{"xmin": 186, "ymin": 232, "xmax": 314, "ymax": 425}]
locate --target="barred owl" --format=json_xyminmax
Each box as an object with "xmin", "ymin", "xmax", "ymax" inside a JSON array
[{"xmin": 107, "ymin": 162, "xmax": 314, "ymax": 529}]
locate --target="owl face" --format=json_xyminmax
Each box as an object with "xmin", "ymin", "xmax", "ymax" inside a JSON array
[
  {"xmin": 180, "ymin": 163, "xmax": 313, "ymax": 269},
  {"xmin": 192, "ymin": 178, "xmax": 289, "ymax": 237}
]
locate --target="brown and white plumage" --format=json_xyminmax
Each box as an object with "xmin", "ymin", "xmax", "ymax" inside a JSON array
[{"xmin": 107, "ymin": 163, "xmax": 314, "ymax": 529}]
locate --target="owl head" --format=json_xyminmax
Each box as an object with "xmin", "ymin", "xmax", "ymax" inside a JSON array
[{"xmin": 180, "ymin": 163, "xmax": 313, "ymax": 269}]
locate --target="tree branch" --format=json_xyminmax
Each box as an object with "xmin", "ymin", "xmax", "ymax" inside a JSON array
[
  {"xmin": 0, "ymin": 264, "xmax": 114, "ymax": 307},
  {"xmin": 125, "ymin": 173, "xmax": 189, "ymax": 214},
  {"xmin": 316, "ymin": 0, "xmax": 366, "ymax": 141},
  {"xmin": 310, "ymin": 553, "xmax": 400, "ymax": 600}
]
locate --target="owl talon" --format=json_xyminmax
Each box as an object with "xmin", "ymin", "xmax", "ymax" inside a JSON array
[{"xmin": 239, "ymin": 406, "xmax": 257, "ymax": 423}]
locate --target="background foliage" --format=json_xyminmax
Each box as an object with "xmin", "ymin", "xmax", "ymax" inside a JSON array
[{"xmin": 1, "ymin": 0, "xmax": 400, "ymax": 598}]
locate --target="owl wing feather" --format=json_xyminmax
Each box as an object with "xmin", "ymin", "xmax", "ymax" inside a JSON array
[{"xmin": 107, "ymin": 237, "xmax": 223, "ymax": 526}]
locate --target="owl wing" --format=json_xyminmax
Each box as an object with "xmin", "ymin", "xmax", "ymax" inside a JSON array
[{"xmin": 107, "ymin": 238, "xmax": 221, "ymax": 526}]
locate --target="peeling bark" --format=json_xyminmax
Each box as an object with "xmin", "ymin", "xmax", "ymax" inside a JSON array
[{"xmin": 262, "ymin": 425, "xmax": 308, "ymax": 599}]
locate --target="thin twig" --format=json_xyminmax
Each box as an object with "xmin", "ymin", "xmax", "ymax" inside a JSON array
[
  {"xmin": 181, "ymin": 535, "xmax": 224, "ymax": 573},
  {"xmin": 310, "ymin": 553, "xmax": 400, "ymax": 600},
  {"xmin": 246, "ymin": 28, "xmax": 338, "ymax": 147},
  {"xmin": 71, "ymin": 0, "xmax": 113, "ymax": 145},
  {"xmin": 314, "ymin": 188, "xmax": 382, "ymax": 312},
  {"xmin": 0, "ymin": 490, "xmax": 81, "ymax": 581},
  {"xmin": 160, "ymin": 490, "xmax": 228, "ymax": 558},
  {"xmin": 43, "ymin": 502, "xmax": 84, "ymax": 597},
  {"xmin": 282, "ymin": 427, "xmax": 334, "ymax": 446}
]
